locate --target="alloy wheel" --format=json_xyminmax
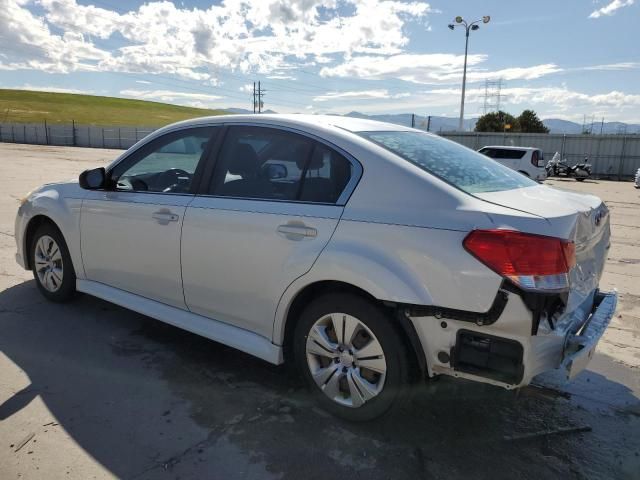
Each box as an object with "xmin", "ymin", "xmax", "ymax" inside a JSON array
[
  {"xmin": 34, "ymin": 235, "xmax": 64, "ymax": 292},
  {"xmin": 305, "ymin": 313, "xmax": 387, "ymax": 408}
]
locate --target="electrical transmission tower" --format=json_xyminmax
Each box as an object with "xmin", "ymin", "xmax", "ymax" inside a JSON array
[
  {"xmin": 252, "ymin": 81, "xmax": 266, "ymax": 113},
  {"xmin": 481, "ymin": 78, "xmax": 506, "ymax": 114}
]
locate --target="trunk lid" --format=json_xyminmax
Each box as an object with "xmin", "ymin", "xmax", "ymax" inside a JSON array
[{"xmin": 475, "ymin": 184, "xmax": 611, "ymax": 317}]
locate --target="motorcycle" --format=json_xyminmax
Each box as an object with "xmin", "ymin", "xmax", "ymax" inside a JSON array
[{"xmin": 545, "ymin": 152, "xmax": 592, "ymax": 181}]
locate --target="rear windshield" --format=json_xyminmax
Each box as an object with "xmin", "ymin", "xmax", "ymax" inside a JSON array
[{"xmin": 359, "ymin": 131, "xmax": 537, "ymax": 194}]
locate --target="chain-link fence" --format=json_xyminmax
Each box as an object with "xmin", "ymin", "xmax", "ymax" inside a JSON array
[
  {"xmin": 438, "ymin": 131, "xmax": 640, "ymax": 179},
  {"xmin": 1, "ymin": 119, "xmax": 639, "ymax": 179},
  {"xmin": 0, "ymin": 122, "xmax": 156, "ymax": 150}
]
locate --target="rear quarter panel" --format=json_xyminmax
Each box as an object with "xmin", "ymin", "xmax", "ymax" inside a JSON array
[{"xmin": 272, "ymin": 220, "xmax": 503, "ymax": 345}]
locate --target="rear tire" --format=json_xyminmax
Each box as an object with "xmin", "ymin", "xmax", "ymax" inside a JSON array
[
  {"xmin": 30, "ymin": 223, "xmax": 76, "ymax": 302},
  {"xmin": 293, "ymin": 293, "xmax": 411, "ymax": 421}
]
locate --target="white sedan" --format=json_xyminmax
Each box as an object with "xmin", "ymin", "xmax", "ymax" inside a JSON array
[{"xmin": 15, "ymin": 115, "xmax": 616, "ymax": 421}]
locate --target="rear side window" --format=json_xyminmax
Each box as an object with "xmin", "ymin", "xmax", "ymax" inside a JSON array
[
  {"xmin": 360, "ymin": 131, "xmax": 537, "ymax": 194},
  {"xmin": 486, "ymin": 148, "xmax": 527, "ymax": 159},
  {"xmin": 209, "ymin": 126, "xmax": 353, "ymax": 203},
  {"xmin": 299, "ymin": 144, "xmax": 352, "ymax": 203}
]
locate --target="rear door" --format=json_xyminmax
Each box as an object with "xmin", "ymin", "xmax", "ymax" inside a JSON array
[{"xmin": 181, "ymin": 125, "xmax": 359, "ymax": 338}]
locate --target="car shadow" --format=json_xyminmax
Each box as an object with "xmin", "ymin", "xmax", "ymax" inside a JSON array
[{"xmin": 1, "ymin": 280, "xmax": 639, "ymax": 479}]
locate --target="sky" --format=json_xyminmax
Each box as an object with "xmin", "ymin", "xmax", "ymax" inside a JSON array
[{"xmin": 0, "ymin": 0, "xmax": 639, "ymax": 124}]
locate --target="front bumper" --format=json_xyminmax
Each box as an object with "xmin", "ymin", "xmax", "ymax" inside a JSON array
[{"xmin": 409, "ymin": 289, "xmax": 618, "ymax": 389}]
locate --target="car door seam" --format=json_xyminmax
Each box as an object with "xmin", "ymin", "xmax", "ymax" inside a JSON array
[
  {"xmin": 270, "ymin": 204, "xmax": 346, "ymax": 345},
  {"xmin": 180, "ymin": 196, "xmax": 198, "ymax": 311}
]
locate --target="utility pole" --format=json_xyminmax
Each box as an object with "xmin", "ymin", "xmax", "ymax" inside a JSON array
[
  {"xmin": 252, "ymin": 81, "xmax": 265, "ymax": 113},
  {"xmin": 257, "ymin": 81, "xmax": 265, "ymax": 113}
]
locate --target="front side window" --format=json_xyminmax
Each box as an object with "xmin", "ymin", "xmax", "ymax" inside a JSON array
[
  {"xmin": 209, "ymin": 126, "xmax": 352, "ymax": 203},
  {"xmin": 111, "ymin": 127, "xmax": 216, "ymax": 193},
  {"xmin": 360, "ymin": 131, "xmax": 537, "ymax": 194}
]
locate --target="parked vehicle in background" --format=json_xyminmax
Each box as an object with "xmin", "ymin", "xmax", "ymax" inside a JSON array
[
  {"xmin": 635, "ymin": 168, "xmax": 640, "ymax": 188},
  {"xmin": 545, "ymin": 152, "xmax": 592, "ymax": 181},
  {"xmin": 478, "ymin": 146, "xmax": 547, "ymax": 181},
  {"xmin": 15, "ymin": 115, "xmax": 616, "ymax": 421}
]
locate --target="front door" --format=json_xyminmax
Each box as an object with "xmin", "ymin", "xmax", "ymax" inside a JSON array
[
  {"xmin": 181, "ymin": 125, "xmax": 356, "ymax": 338},
  {"xmin": 80, "ymin": 126, "xmax": 217, "ymax": 308}
]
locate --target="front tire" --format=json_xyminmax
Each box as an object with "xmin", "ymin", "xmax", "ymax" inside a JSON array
[
  {"xmin": 293, "ymin": 293, "xmax": 410, "ymax": 421},
  {"xmin": 30, "ymin": 223, "xmax": 76, "ymax": 302}
]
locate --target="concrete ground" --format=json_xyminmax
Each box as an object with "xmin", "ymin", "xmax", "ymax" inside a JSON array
[{"xmin": 0, "ymin": 143, "xmax": 638, "ymax": 480}]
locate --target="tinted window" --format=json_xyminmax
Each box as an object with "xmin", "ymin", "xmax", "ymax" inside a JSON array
[
  {"xmin": 111, "ymin": 127, "xmax": 215, "ymax": 193},
  {"xmin": 210, "ymin": 127, "xmax": 313, "ymax": 201},
  {"xmin": 299, "ymin": 144, "xmax": 352, "ymax": 203},
  {"xmin": 210, "ymin": 127, "xmax": 352, "ymax": 203},
  {"xmin": 360, "ymin": 131, "xmax": 537, "ymax": 194}
]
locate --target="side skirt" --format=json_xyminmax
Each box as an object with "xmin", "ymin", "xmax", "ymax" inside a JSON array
[{"xmin": 76, "ymin": 279, "xmax": 284, "ymax": 365}]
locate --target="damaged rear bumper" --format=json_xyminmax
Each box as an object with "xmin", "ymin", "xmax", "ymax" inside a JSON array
[
  {"xmin": 408, "ymin": 289, "xmax": 618, "ymax": 389},
  {"xmin": 561, "ymin": 290, "xmax": 617, "ymax": 380}
]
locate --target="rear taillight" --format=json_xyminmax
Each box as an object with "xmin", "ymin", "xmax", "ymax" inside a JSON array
[
  {"xmin": 463, "ymin": 229, "xmax": 575, "ymax": 292},
  {"xmin": 531, "ymin": 156, "xmax": 543, "ymax": 167}
]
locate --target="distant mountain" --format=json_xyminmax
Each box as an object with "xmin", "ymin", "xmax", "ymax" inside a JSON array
[
  {"xmin": 343, "ymin": 111, "xmax": 640, "ymax": 134},
  {"xmin": 344, "ymin": 111, "xmax": 474, "ymax": 132},
  {"xmin": 225, "ymin": 107, "xmax": 278, "ymax": 114}
]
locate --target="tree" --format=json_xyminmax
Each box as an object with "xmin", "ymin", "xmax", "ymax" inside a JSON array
[
  {"xmin": 474, "ymin": 111, "xmax": 519, "ymax": 132},
  {"xmin": 517, "ymin": 109, "xmax": 549, "ymax": 133}
]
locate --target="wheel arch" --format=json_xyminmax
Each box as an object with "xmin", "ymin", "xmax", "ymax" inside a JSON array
[
  {"xmin": 23, "ymin": 215, "xmax": 63, "ymax": 269},
  {"xmin": 278, "ymin": 279, "xmax": 427, "ymax": 378}
]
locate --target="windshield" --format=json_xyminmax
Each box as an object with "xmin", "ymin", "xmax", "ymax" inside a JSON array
[{"xmin": 359, "ymin": 131, "xmax": 537, "ymax": 194}]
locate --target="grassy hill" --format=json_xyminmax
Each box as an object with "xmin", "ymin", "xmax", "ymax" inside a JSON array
[{"xmin": 0, "ymin": 89, "xmax": 228, "ymax": 126}]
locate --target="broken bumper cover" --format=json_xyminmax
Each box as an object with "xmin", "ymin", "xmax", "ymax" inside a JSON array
[
  {"xmin": 560, "ymin": 290, "xmax": 617, "ymax": 380},
  {"xmin": 409, "ymin": 289, "xmax": 617, "ymax": 389}
]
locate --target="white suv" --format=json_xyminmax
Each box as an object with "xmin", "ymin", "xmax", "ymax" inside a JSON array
[
  {"xmin": 15, "ymin": 115, "xmax": 615, "ymax": 421},
  {"xmin": 478, "ymin": 146, "xmax": 547, "ymax": 181}
]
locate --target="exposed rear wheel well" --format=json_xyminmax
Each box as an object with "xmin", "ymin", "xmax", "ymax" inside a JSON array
[
  {"xmin": 23, "ymin": 215, "xmax": 60, "ymax": 269},
  {"xmin": 282, "ymin": 280, "xmax": 426, "ymax": 380}
]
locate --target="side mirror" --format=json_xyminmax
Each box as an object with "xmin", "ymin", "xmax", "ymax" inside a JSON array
[
  {"xmin": 79, "ymin": 167, "xmax": 106, "ymax": 190},
  {"xmin": 265, "ymin": 163, "xmax": 288, "ymax": 180}
]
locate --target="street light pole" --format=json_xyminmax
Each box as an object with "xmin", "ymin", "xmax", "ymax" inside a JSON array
[
  {"xmin": 449, "ymin": 15, "xmax": 490, "ymax": 131},
  {"xmin": 459, "ymin": 28, "xmax": 470, "ymax": 132}
]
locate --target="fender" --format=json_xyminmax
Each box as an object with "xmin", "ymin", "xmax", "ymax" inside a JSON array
[
  {"xmin": 272, "ymin": 238, "xmax": 435, "ymax": 346},
  {"xmin": 18, "ymin": 182, "xmax": 86, "ymax": 279}
]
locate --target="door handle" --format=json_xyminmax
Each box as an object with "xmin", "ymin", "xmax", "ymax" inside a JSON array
[
  {"xmin": 152, "ymin": 210, "xmax": 179, "ymax": 223},
  {"xmin": 277, "ymin": 224, "xmax": 317, "ymax": 239}
]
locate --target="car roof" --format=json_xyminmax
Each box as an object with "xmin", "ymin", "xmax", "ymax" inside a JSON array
[
  {"xmin": 480, "ymin": 145, "xmax": 537, "ymax": 151},
  {"xmin": 166, "ymin": 113, "xmax": 415, "ymax": 133}
]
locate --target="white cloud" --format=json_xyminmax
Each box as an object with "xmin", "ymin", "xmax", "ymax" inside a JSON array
[
  {"xmin": 0, "ymin": 0, "xmax": 432, "ymax": 80},
  {"xmin": 313, "ymin": 89, "xmax": 410, "ymax": 101},
  {"xmin": 589, "ymin": 0, "xmax": 634, "ymax": 18},
  {"xmin": 580, "ymin": 62, "xmax": 640, "ymax": 71},
  {"xmin": 119, "ymin": 89, "xmax": 223, "ymax": 106},
  {"xmin": 320, "ymin": 53, "xmax": 485, "ymax": 83},
  {"xmin": 0, "ymin": 84, "xmax": 92, "ymax": 94},
  {"xmin": 320, "ymin": 54, "xmax": 560, "ymax": 84}
]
